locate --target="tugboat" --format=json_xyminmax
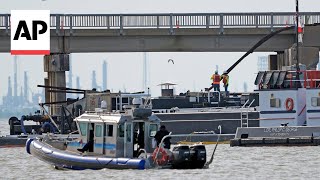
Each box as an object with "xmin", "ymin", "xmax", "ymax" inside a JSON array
[
  {"xmin": 26, "ymin": 98, "xmax": 218, "ymax": 170},
  {"xmin": 230, "ymin": 66, "xmax": 320, "ymax": 146}
]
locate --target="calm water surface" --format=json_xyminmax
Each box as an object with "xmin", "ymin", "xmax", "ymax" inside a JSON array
[{"xmin": 1, "ymin": 118, "xmax": 320, "ymax": 180}]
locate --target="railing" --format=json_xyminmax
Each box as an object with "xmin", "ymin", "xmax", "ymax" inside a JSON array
[
  {"xmin": 1, "ymin": 12, "xmax": 320, "ymax": 33},
  {"xmin": 241, "ymin": 99, "xmax": 250, "ymax": 108},
  {"xmin": 115, "ymin": 93, "xmax": 151, "ymax": 111},
  {"xmin": 39, "ymin": 105, "xmax": 61, "ymax": 133},
  {"xmin": 260, "ymin": 70, "xmax": 320, "ymax": 90},
  {"xmin": 240, "ymin": 99, "xmax": 255, "ymax": 128},
  {"xmin": 208, "ymin": 91, "xmax": 221, "ymax": 105}
]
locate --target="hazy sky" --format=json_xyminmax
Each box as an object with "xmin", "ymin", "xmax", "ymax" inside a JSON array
[{"xmin": 1, "ymin": 0, "xmax": 320, "ymax": 102}]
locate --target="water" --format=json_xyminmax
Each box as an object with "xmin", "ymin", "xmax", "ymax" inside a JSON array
[
  {"xmin": 1, "ymin": 118, "xmax": 320, "ymax": 180},
  {"xmin": 0, "ymin": 118, "xmax": 9, "ymax": 135}
]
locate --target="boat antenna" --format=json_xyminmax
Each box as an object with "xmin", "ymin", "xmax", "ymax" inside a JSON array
[{"xmin": 295, "ymin": 0, "xmax": 301, "ymax": 86}]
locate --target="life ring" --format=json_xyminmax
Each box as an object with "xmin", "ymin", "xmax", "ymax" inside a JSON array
[
  {"xmin": 285, "ymin": 98, "xmax": 294, "ymax": 111},
  {"xmin": 152, "ymin": 147, "xmax": 168, "ymax": 165}
]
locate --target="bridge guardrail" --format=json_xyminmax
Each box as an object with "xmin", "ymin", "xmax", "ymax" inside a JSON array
[{"xmin": 1, "ymin": 12, "xmax": 320, "ymax": 33}]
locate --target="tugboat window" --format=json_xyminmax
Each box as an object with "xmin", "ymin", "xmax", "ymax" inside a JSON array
[
  {"xmin": 270, "ymin": 98, "xmax": 281, "ymax": 108},
  {"xmin": 95, "ymin": 125, "xmax": 102, "ymax": 137},
  {"xmin": 149, "ymin": 124, "xmax": 158, "ymax": 137},
  {"xmin": 311, "ymin": 97, "xmax": 320, "ymax": 107},
  {"xmin": 107, "ymin": 125, "xmax": 113, "ymax": 137},
  {"xmin": 79, "ymin": 122, "xmax": 87, "ymax": 136},
  {"xmin": 118, "ymin": 124, "xmax": 124, "ymax": 137}
]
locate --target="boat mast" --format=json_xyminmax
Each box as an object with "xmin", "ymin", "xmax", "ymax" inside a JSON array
[{"xmin": 295, "ymin": 0, "xmax": 300, "ymax": 84}]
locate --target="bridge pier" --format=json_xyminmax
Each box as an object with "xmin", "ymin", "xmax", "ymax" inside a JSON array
[
  {"xmin": 44, "ymin": 54, "xmax": 70, "ymax": 116},
  {"xmin": 268, "ymin": 46, "xmax": 319, "ymax": 70},
  {"xmin": 284, "ymin": 46, "xmax": 319, "ymax": 70}
]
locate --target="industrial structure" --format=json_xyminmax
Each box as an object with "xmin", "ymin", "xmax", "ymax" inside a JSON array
[
  {"xmin": 91, "ymin": 70, "xmax": 99, "ymax": 90},
  {"xmin": 103, "ymin": 60, "xmax": 108, "ymax": 91},
  {"xmin": 91, "ymin": 60, "xmax": 108, "ymax": 91},
  {"xmin": 0, "ymin": 56, "xmax": 44, "ymax": 118}
]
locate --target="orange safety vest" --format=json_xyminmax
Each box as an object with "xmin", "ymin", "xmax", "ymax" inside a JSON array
[
  {"xmin": 221, "ymin": 74, "xmax": 229, "ymax": 85},
  {"xmin": 212, "ymin": 74, "xmax": 220, "ymax": 84}
]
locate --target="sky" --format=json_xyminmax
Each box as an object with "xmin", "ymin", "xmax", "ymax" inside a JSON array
[{"xmin": 1, "ymin": 0, "xmax": 320, "ymax": 103}]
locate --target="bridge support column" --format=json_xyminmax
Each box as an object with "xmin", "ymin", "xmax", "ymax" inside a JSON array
[
  {"xmin": 44, "ymin": 54, "xmax": 69, "ymax": 116},
  {"xmin": 284, "ymin": 46, "xmax": 319, "ymax": 70}
]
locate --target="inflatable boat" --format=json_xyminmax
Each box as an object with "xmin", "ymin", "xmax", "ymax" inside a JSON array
[
  {"xmin": 26, "ymin": 138, "xmax": 146, "ymax": 170},
  {"xmin": 26, "ymin": 99, "xmax": 218, "ymax": 170}
]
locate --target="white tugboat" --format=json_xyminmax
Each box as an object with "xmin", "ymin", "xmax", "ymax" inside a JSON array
[{"xmin": 231, "ymin": 67, "xmax": 320, "ymax": 146}]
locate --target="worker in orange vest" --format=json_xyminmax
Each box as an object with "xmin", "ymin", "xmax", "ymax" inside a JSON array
[
  {"xmin": 221, "ymin": 71, "xmax": 229, "ymax": 97},
  {"xmin": 209, "ymin": 70, "xmax": 221, "ymax": 92}
]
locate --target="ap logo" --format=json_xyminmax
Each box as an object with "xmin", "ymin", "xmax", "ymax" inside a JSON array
[{"xmin": 11, "ymin": 10, "xmax": 50, "ymax": 55}]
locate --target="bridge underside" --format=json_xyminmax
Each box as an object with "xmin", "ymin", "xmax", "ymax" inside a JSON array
[{"xmin": 0, "ymin": 28, "xmax": 298, "ymax": 53}]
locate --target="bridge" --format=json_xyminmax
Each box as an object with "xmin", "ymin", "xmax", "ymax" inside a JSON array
[{"xmin": 1, "ymin": 12, "xmax": 320, "ymax": 53}]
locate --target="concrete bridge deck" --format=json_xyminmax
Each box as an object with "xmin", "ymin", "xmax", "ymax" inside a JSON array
[
  {"xmin": 1, "ymin": 12, "xmax": 320, "ymax": 53},
  {"xmin": 0, "ymin": 28, "xmax": 296, "ymax": 53}
]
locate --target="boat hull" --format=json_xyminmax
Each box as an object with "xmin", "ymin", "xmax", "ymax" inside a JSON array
[
  {"xmin": 26, "ymin": 139, "xmax": 146, "ymax": 170},
  {"xmin": 0, "ymin": 137, "xmax": 26, "ymax": 148}
]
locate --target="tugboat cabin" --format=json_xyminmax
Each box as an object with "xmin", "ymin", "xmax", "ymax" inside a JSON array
[{"xmin": 255, "ymin": 67, "xmax": 320, "ymax": 127}]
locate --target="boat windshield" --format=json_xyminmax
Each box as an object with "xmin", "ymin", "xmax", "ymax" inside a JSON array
[
  {"xmin": 118, "ymin": 124, "xmax": 124, "ymax": 137},
  {"xmin": 149, "ymin": 124, "xmax": 158, "ymax": 137},
  {"xmin": 79, "ymin": 122, "xmax": 87, "ymax": 136},
  {"xmin": 95, "ymin": 125, "xmax": 102, "ymax": 137}
]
